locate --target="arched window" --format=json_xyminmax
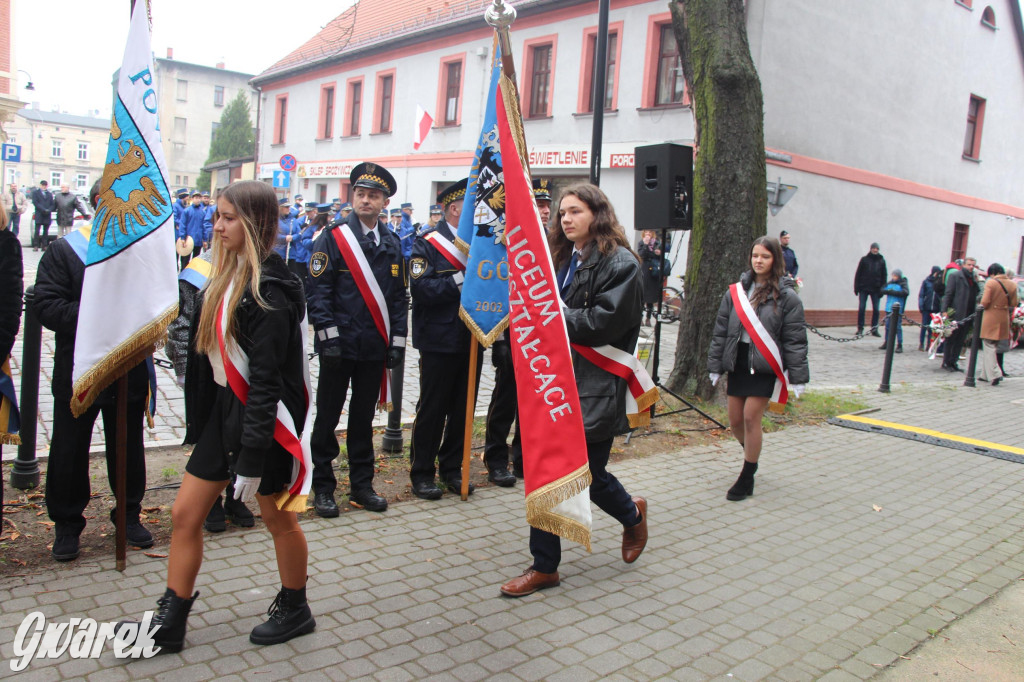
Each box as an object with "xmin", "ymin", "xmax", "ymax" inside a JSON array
[{"xmin": 981, "ymin": 6, "xmax": 996, "ymax": 28}]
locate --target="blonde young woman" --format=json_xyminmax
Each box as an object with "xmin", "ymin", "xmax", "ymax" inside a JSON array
[{"xmin": 120, "ymin": 181, "xmax": 314, "ymax": 651}]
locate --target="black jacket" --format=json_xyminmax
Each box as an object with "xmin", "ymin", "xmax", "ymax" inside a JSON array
[
  {"xmin": 306, "ymin": 211, "xmax": 407, "ymax": 360},
  {"xmin": 0, "ymin": 229, "xmax": 23, "ymax": 360},
  {"xmin": 941, "ymin": 267, "xmax": 979, "ymax": 320},
  {"xmin": 707, "ymin": 272, "xmax": 810, "ymax": 385},
  {"xmin": 184, "ymin": 254, "xmax": 307, "ymax": 480},
  {"xmin": 29, "ymin": 187, "xmax": 55, "ymax": 217},
  {"xmin": 561, "ymin": 245, "xmax": 643, "ymax": 442},
  {"xmin": 918, "ymin": 272, "xmax": 942, "ymax": 313},
  {"xmin": 54, "ymin": 192, "xmax": 90, "ymax": 227},
  {"xmin": 854, "ymin": 252, "xmax": 887, "ymax": 294},
  {"xmin": 33, "ymin": 233, "xmax": 149, "ymax": 403},
  {"xmin": 409, "ymin": 219, "xmax": 470, "ymax": 354}
]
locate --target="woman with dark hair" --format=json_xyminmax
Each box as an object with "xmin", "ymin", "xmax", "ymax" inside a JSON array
[
  {"xmin": 501, "ymin": 183, "xmax": 648, "ymax": 597},
  {"xmin": 119, "ymin": 180, "xmax": 315, "ymax": 651},
  {"xmin": 979, "ymin": 262, "xmax": 1019, "ymax": 386},
  {"xmin": 637, "ymin": 229, "xmax": 663, "ymax": 326},
  {"xmin": 707, "ymin": 236, "xmax": 808, "ymax": 501}
]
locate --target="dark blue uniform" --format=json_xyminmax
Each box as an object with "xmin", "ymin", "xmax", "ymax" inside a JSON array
[
  {"xmin": 306, "ymin": 210, "xmax": 408, "ymax": 499},
  {"xmin": 408, "ymin": 219, "xmax": 479, "ymax": 492}
]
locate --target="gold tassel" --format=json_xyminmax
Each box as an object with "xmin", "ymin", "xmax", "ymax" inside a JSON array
[
  {"xmin": 457, "ymin": 308, "xmax": 510, "ymax": 349},
  {"xmin": 525, "ymin": 464, "xmax": 593, "ymax": 551},
  {"xmin": 634, "ymin": 387, "xmax": 659, "ymax": 413},
  {"xmin": 627, "ymin": 410, "xmax": 651, "ymax": 429},
  {"xmin": 768, "ymin": 401, "xmax": 785, "ymax": 414},
  {"xmin": 273, "ymin": 491, "xmax": 308, "ymax": 513},
  {"xmin": 0, "ymin": 433, "xmax": 21, "ymax": 445}
]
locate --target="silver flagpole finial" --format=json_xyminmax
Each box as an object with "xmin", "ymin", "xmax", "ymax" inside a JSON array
[{"xmin": 485, "ymin": 0, "xmax": 516, "ymax": 29}]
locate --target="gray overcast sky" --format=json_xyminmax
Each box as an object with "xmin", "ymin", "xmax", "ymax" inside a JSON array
[{"xmin": 14, "ymin": 0, "xmax": 353, "ymax": 118}]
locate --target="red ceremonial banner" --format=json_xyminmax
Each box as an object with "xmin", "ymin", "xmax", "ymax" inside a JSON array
[{"xmin": 497, "ymin": 77, "xmax": 591, "ymax": 548}]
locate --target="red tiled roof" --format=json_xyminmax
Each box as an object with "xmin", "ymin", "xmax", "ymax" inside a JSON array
[{"xmin": 256, "ymin": 0, "xmax": 495, "ymax": 83}]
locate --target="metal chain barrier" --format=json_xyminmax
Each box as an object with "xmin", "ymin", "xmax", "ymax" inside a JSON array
[{"xmin": 805, "ymin": 309, "xmax": 978, "ymax": 343}]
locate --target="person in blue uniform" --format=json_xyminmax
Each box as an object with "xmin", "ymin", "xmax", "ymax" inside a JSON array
[
  {"xmin": 484, "ymin": 178, "xmax": 554, "ymax": 483},
  {"xmin": 201, "ymin": 191, "xmax": 215, "ymax": 247},
  {"xmin": 307, "ymin": 162, "xmax": 408, "ymax": 515},
  {"xmin": 420, "ymin": 204, "xmax": 443, "ymax": 235},
  {"xmin": 407, "ymin": 178, "xmax": 485, "ymax": 499},
  {"xmin": 172, "ymin": 187, "xmax": 189, "ymax": 236},
  {"xmin": 178, "ymin": 191, "xmax": 207, "ymax": 269},
  {"xmin": 289, "ymin": 194, "xmax": 303, "ymax": 219},
  {"xmin": 335, "ymin": 202, "xmax": 352, "ymax": 223}
]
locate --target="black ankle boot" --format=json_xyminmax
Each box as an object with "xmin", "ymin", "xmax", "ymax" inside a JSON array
[
  {"xmin": 118, "ymin": 587, "xmax": 198, "ymax": 654},
  {"xmin": 249, "ymin": 585, "xmax": 316, "ymax": 645},
  {"xmin": 726, "ymin": 460, "xmax": 758, "ymax": 501},
  {"xmin": 223, "ymin": 491, "xmax": 255, "ymax": 528}
]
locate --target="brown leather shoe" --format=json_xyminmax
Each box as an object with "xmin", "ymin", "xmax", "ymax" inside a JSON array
[
  {"xmin": 622, "ymin": 496, "xmax": 648, "ymax": 564},
  {"xmin": 499, "ymin": 569, "xmax": 560, "ymax": 597}
]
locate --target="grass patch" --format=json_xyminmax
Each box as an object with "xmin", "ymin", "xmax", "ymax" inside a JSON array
[{"xmin": 763, "ymin": 390, "xmax": 871, "ymax": 432}]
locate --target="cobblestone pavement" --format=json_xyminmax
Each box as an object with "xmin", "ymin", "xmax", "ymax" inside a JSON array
[{"xmin": 5, "ymin": 234, "xmax": 1024, "ymax": 679}]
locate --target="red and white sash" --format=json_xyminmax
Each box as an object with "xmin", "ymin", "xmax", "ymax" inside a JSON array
[
  {"xmin": 571, "ymin": 343, "xmax": 659, "ymax": 427},
  {"xmin": 215, "ymin": 282, "xmax": 313, "ymax": 512},
  {"xmin": 329, "ymin": 224, "xmax": 393, "ymax": 410},
  {"xmin": 729, "ymin": 282, "xmax": 790, "ymax": 412},
  {"xmin": 424, "ymin": 230, "xmax": 467, "ymax": 272}
]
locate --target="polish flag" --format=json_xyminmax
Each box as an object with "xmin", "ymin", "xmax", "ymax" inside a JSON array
[{"xmin": 413, "ymin": 105, "xmax": 433, "ymax": 150}]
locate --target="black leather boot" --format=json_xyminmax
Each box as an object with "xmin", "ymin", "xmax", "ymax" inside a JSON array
[
  {"xmin": 204, "ymin": 496, "xmax": 226, "ymax": 533},
  {"xmin": 223, "ymin": 483, "xmax": 256, "ymax": 528},
  {"xmin": 726, "ymin": 460, "xmax": 758, "ymax": 501},
  {"xmin": 118, "ymin": 587, "xmax": 198, "ymax": 654},
  {"xmin": 249, "ymin": 585, "xmax": 316, "ymax": 645}
]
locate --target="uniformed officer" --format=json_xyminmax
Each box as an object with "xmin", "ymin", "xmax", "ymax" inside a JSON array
[
  {"xmin": 407, "ymin": 178, "xmax": 483, "ymax": 499},
  {"xmin": 307, "ymin": 162, "xmax": 408, "ymax": 514},
  {"xmin": 335, "ymin": 202, "xmax": 352, "ymax": 223},
  {"xmin": 483, "ymin": 177, "xmax": 555, "ymax": 483},
  {"xmin": 388, "ymin": 208, "xmax": 402, "ymax": 231},
  {"xmin": 290, "ymin": 194, "xmax": 304, "ymax": 219},
  {"xmin": 421, "ymin": 204, "xmax": 443, "ymax": 235}
]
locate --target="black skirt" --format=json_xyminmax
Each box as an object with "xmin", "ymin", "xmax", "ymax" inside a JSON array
[
  {"xmin": 185, "ymin": 386, "xmax": 294, "ymax": 495},
  {"xmin": 727, "ymin": 342, "xmax": 776, "ymax": 398}
]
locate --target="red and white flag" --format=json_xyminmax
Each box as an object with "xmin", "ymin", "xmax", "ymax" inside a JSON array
[
  {"xmin": 497, "ymin": 70, "xmax": 592, "ymax": 550},
  {"xmin": 413, "ymin": 105, "xmax": 433, "ymax": 150}
]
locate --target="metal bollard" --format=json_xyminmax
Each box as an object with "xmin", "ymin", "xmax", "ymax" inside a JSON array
[
  {"xmin": 963, "ymin": 305, "xmax": 983, "ymax": 388},
  {"xmin": 381, "ymin": 356, "xmax": 405, "ymax": 453},
  {"xmin": 11, "ymin": 287, "xmax": 41, "ymax": 489},
  {"xmin": 878, "ymin": 303, "xmax": 900, "ymax": 393}
]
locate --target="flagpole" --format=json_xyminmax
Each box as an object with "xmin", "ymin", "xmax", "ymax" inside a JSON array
[
  {"xmin": 460, "ymin": 342, "xmax": 479, "ymax": 501},
  {"xmin": 486, "ymin": 0, "xmax": 519, "ymax": 84}
]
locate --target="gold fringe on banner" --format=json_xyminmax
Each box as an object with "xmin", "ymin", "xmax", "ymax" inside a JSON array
[
  {"xmin": 458, "ymin": 308, "xmax": 509, "ymax": 349},
  {"xmin": 628, "ymin": 386, "xmax": 661, "ymax": 424},
  {"xmin": 70, "ymin": 303, "xmax": 178, "ymax": 417},
  {"xmin": 526, "ymin": 463, "xmax": 593, "ymax": 551},
  {"xmin": 0, "ymin": 433, "xmax": 20, "ymax": 445}
]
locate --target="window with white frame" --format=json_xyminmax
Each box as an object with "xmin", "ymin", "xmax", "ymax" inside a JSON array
[
  {"xmin": 77, "ymin": 142, "xmax": 89, "ymax": 161},
  {"xmin": 51, "ymin": 171, "xmax": 64, "ymax": 186},
  {"xmin": 52, "ymin": 140, "xmax": 63, "ymax": 158},
  {"xmin": 177, "ymin": 79, "xmax": 188, "ymax": 101},
  {"xmin": 76, "ymin": 174, "xmax": 88, "ymax": 191}
]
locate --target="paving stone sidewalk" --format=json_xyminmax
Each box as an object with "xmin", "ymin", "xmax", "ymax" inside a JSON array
[{"xmin": 2, "ymin": 377, "xmax": 1024, "ymax": 680}]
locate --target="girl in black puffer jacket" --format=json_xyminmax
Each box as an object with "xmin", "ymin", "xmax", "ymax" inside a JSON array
[
  {"xmin": 119, "ymin": 181, "xmax": 315, "ymax": 653},
  {"xmin": 707, "ymin": 236, "xmax": 808, "ymax": 501}
]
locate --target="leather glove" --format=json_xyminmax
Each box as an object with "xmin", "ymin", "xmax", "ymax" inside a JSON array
[
  {"xmin": 320, "ymin": 344, "xmax": 343, "ymax": 368},
  {"xmin": 709, "ymin": 373, "xmax": 721, "ymax": 387},
  {"xmin": 386, "ymin": 346, "xmax": 405, "ymax": 369},
  {"xmin": 791, "ymin": 384, "xmax": 806, "ymax": 399},
  {"xmin": 233, "ymin": 475, "xmax": 260, "ymax": 503},
  {"xmin": 491, "ymin": 341, "xmax": 511, "ymax": 368}
]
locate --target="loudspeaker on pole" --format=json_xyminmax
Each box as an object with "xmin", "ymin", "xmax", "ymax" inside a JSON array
[{"xmin": 633, "ymin": 143, "xmax": 693, "ymax": 231}]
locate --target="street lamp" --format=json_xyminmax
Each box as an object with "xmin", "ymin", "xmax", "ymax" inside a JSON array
[{"xmin": 18, "ymin": 70, "xmax": 35, "ymax": 91}]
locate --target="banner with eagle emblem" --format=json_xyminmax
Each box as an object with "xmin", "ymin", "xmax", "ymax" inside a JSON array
[
  {"xmin": 71, "ymin": 0, "xmax": 178, "ymax": 415},
  {"xmin": 455, "ymin": 37, "xmax": 508, "ymax": 347}
]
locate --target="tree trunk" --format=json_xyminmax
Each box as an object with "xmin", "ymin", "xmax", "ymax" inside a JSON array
[{"xmin": 667, "ymin": 0, "xmax": 766, "ymax": 400}]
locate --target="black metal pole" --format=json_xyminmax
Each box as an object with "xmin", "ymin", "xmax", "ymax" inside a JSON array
[
  {"xmin": 964, "ymin": 305, "xmax": 983, "ymax": 388},
  {"xmin": 11, "ymin": 288, "xmax": 40, "ymax": 489},
  {"xmin": 878, "ymin": 303, "xmax": 899, "ymax": 393},
  {"xmin": 381, "ymin": 360, "xmax": 405, "ymax": 453},
  {"xmin": 589, "ymin": 0, "xmax": 610, "ymax": 186}
]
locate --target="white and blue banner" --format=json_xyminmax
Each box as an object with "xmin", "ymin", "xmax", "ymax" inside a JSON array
[
  {"xmin": 71, "ymin": 0, "xmax": 178, "ymax": 414},
  {"xmin": 456, "ymin": 39, "xmax": 508, "ymax": 347}
]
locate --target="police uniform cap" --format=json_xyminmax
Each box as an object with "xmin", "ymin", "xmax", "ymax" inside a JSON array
[
  {"xmin": 304, "ymin": 201, "xmax": 318, "ymax": 210},
  {"xmin": 201, "ymin": 191, "xmax": 210, "ymax": 198},
  {"xmin": 191, "ymin": 190, "xmax": 203, "ymax": 197},
  {"xmin": 316, "ymin": 203, "xmax": 332, "ymax": 215},
  {"xmin": 339, "ymin": 202, "xmax": 352, "ymax": 211},
  {"xmin": 437, "ymin": 178, "xmax": 468, "ymax": 207},
  {"xmin": 331, "ymin": 198, "xmax": 340, "ymax": 204},
  {"xmin": 390, "ymin": 208, "xmax": 402, "ymax": 216},
  {"xmin": 350, "ymin": 161, "xmax": 397, "ymax": 197},
  {"xmin": 176, "ymin": 188, "xmax": 189, "ymax": 198},
  {"xmin": 295, "ymin": 194, "xmax": 303, "ymax": 200},
  {"xmin": 278, "ymin": 197, "xmax": 290, "ymax": 206},
  {"xmin": 429, "ymin": 204, "xmax": 443, "ymax": 214},
  {"xmin": 532, "ymin": 178, "xmax": 551, "ymax": 201},
  {"xmin": 401, "ymin": 202, "xmax": 412, "ymax": 210}
]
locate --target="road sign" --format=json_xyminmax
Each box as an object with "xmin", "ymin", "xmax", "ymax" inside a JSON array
[
  {"xmin": 2, "ymin": 143, "xmax": 21, "ymax": 163},
  {"xmin": 279, "ymin": 154, "xmax": 297, "ymax": 172},
  {"xmin": 272, "ymin": 170, "xmax": 291, "ymax": 188}
]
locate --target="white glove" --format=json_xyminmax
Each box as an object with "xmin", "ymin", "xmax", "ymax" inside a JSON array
[
  {"xmin": 233, "ymin": 475, "xmax": 260, "ymax": 503},
  {"xmin": 452, "ymin": 272, "xmax": 465, "ymax": 289},
  {"xmin": 709, "ymin": 373, "xmax": 721, "ymax": 387},
  {"xmin": 175, "ymin": 375, "xmax": 186, "ymax": 388},
  {"xmin": 791, "ymin": 384, "xmax": 806, "ymax": 399}
]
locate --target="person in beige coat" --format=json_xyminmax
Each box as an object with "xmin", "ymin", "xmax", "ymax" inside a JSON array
[{"xmin": 979, "ymin": 263, "xmax": 1019, "ymax": 385}]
